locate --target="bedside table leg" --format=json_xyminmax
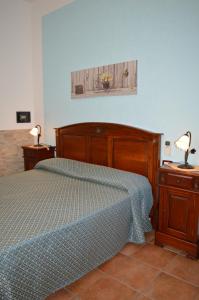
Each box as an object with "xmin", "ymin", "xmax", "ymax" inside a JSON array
[
  {"xmin": 155, "ymin": 232, "xmax": 164, "ymax": 247},
  {"xmin": 155, "ymin": 239, "xmax": 164, "ymax": 248}
]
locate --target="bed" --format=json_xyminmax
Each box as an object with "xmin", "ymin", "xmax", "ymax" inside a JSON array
[{"xmin": 0, "ymin": 122, "xmax": 161, "ymax": 300}]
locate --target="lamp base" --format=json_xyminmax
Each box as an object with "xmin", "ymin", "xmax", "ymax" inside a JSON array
[
  {"xmin": 33, "ymin": 144, "xmax": 43, "ymax": 147},
  {"xmin": 177, "ymin": 163, "xmax": 194, "ymax": 169}
]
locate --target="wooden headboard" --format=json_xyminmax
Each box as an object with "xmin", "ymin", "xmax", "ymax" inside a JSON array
[{"xmin": 55, "ymin": 122, "xmax": 161, "ymax": 226}]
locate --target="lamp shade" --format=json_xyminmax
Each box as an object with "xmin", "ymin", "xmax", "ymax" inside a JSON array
[
  {"xmin": 30, "ymin": 127, "xmax": 39, "ymax": 137},
  {"xmin": 30, "ymin": 125, "xmax": 42, "ymax": 147},
  {"xmin": 175, "ymin": 131, "xmax": 195, "ymax": 169},
  {"xmin": 175, "ymin": 134, "xmax": 190, "ymax": 151}
]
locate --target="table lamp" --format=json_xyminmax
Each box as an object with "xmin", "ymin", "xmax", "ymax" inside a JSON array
[
  {"xmin": 175, "ymin": 131, "xmax": 196, "ymax": 169},
  {"xmin": 30, "ymin": 125, "xmax": 42, "ymax": 147}
]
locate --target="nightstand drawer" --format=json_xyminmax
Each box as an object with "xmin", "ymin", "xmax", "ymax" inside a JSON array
[{"xmin": 160, "ymin": 172, "xmax": 193, "ymax": 189}]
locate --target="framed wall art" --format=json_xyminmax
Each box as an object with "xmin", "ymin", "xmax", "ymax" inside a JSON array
[{"xmin": 71, "ymin": 60, "xmax": 137, "ymax": 99}]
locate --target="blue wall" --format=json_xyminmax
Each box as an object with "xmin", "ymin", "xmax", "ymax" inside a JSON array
[{"xmin": 43, "ymin": 0, "xmax": 199, "ymax": 164}]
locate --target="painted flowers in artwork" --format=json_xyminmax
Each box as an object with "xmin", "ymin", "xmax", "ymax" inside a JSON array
[{"xmin": 99, "ymin": 72, "xmax": 112, "ymax": 89}]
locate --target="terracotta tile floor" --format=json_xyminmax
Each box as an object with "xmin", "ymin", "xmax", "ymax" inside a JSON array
[{"xmin": 46, "ymin": 232, "xmax": 199, "ymax": 300}]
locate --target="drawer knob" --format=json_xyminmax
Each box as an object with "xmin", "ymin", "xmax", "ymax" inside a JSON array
[
  {"xmin": 176, "ymin": 179, "xmax": 181, "ymax": 183},
  {"xmin": 160, "ymin": 174, "xmax": 165, "ymax": 183},
  {"xmin": 194, "ymin": 181, "xmax": 199, "ymax": 190}
]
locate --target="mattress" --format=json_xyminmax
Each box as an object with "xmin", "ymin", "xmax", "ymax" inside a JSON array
[{"xmin": 0, "ymin": 158, "xmax": 153, "ymax": 299}]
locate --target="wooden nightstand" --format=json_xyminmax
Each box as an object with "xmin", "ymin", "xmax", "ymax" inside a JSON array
[
  {"xmin": 155, "ymin": 165, "xmax": 199, "ymax": 258},
  {"xmin": 22, "ymin": 146, "xmax": 56, "ymax": 171}
]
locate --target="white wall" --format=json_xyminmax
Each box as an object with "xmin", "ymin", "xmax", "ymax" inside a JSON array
[{"xmin": 0, "ymin": 0, "xmax": 34, "ymax": 130}]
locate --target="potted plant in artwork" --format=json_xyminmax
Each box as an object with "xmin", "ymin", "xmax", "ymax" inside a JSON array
[{"xmin": 99, "ymin": 72, "xmax": 112, "ymax": 90}]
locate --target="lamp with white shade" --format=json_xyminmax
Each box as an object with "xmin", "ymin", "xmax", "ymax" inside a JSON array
[
  {"xmin": 175, "ymin": 131, "xmax": 196, "ymax": 169},
  {"xmin": 30, "ymin": 125, "xmax": 42, "ymax": 147}
]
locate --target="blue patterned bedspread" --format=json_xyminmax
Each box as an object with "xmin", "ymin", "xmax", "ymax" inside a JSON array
[{"xmin": 0, "ymin": 158, "xmax": 153, "ymax": 300}]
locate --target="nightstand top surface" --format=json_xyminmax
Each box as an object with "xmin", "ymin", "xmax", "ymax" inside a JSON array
[
  {"xmin": 160, "ymin": 163, "xmax": 199, "ymax": 177},
  {"xmin": 22, "ymin": 145, "xmax": 55, "ymax": 150}
]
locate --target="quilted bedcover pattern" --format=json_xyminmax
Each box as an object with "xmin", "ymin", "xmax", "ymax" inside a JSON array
[{"xmin": 0, "ymin": 158, "xmax": 153, "ymax": 300}]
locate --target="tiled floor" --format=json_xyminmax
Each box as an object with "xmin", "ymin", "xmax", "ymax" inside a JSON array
[{"xmin": 46, "ymin": 232, "xmax": 199, "ymax": 300}]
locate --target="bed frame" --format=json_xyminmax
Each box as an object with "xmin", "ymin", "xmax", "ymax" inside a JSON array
[{"xmin": 55, "ymin": 122, "xmax": 161, "ymax": 226}]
